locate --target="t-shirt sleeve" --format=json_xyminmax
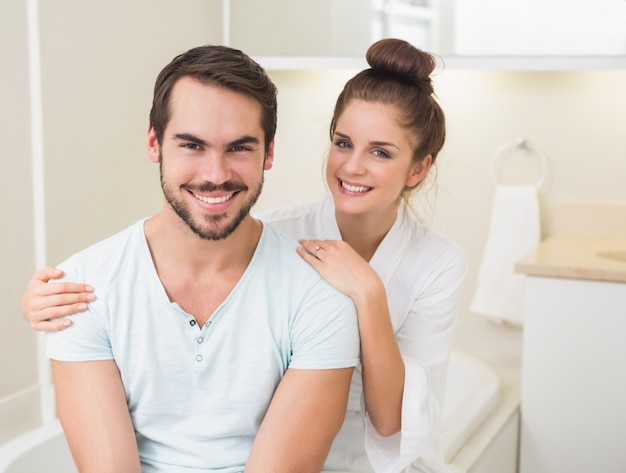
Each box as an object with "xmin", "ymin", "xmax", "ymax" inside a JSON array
[
  {"xmin": 288, "ymin": 279, "xmax": 360, "ymax": 370},
  {"xmin": 46, "ymin": 256, "xmax": 113, "ymax": 362}
]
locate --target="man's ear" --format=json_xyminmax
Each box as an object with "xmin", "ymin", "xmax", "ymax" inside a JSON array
[
  {"xmin": 264, "ymin": 140, "xmax": 275, "ymax": 170},
  {"xmin": 406, "ymin": 155, "xmax": 433, "ymax": 188},
  {"xmin": 147, "ymin": 126, "xmax": 161, "ymax": 163}
]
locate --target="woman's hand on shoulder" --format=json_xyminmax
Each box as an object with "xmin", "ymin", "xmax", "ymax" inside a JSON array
[
  {"xmin": 297, "ymin": 239, "xmax": 383, "ymax": 303},
  {"xmin": 20, "ymin": 266, "xmax": 96, "ymax": 332}
]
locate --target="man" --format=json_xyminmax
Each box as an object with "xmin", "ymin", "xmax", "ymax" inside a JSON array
[{"xmin": 47, "ymin": 45, "xmax": 360, "ymax": 473}]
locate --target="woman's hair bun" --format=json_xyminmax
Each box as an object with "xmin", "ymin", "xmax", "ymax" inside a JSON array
[{"xmin": 366, "ymin": 38, "xmax": 435, "ymax": 95}]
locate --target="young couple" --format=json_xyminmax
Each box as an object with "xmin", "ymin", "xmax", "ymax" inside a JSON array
[{"xmin": 21, "ymin": 39, "xmax": 467, "ymax": 473}]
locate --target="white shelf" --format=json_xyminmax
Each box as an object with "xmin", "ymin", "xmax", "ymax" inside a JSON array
[
  {"xmin": 254, "ymin": 56, "xmax": 368, "ymax": 71},
  {"xmin": 255, "ymin": 55, "xmax": 626, "ymax": 72},
  {"xmin": 440, "ymin": 55, "xmax": 626, "ymax": 71}
]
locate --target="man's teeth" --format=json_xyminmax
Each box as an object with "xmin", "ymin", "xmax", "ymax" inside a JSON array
[
  {"xmin": 341, "ymin": 181, "xmax": 371, "ymax": 193},
  {"xmin": 193, "ymin": 193, "xmax": 233, "ymax": 204}
]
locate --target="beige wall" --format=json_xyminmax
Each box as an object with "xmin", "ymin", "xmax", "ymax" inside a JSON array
[
  {"xmin": 0, "ymin": 0, "xmax": 39, "ymax": 442},
  {"xmin": 1, "ymin": 0, "xmax": 223, "ymax": 442}
]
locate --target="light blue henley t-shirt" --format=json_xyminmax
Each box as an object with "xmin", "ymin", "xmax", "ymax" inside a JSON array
[{"xmin": 47, "ymin": 219, "xmax": 360, "ymax": 472}]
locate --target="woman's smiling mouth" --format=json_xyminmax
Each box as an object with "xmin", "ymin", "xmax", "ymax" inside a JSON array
[{"xmin": 341, "ymin": 180, "xmax": 371, "ymax": 193}]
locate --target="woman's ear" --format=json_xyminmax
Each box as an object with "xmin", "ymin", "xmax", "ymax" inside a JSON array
[
  {"xmin": 406, "ymin": 155, "xmax": 433, "ymax": 188},
  {"xmin": 147, "ymin": 126, "xmax": 161, "ymax": 163}
]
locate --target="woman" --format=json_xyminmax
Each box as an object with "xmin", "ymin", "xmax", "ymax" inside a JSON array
[{"xmin": 21, "ymin": 39, "xmax": 466, "ymax": 473}]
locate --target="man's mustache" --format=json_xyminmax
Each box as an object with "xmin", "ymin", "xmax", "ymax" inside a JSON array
[{"xmin": 190, "ymin": 181, "xmax": 248, "ymax": 193}]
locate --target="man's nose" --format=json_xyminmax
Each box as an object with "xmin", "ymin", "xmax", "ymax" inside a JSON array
[{"xmin": 200, "ymin": 153, "xmax": 232, "ymax": 184}]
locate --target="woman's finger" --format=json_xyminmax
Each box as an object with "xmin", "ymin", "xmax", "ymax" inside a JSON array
[{"xmin": 30, "ymin": 318, "xmax": 73, "ymax": 332}]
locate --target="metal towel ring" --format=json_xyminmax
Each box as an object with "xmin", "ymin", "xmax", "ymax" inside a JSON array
[{"xmin": 490, "ymin": 137, "xmax": 548, "ymax": 189}]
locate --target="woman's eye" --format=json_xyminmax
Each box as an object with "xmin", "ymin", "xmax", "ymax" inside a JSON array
[
  {"xmin": 334, "ymin": 140, "xmax": 351, "ymax": 149},
  {"xmin": 373, "ymin": 149, "xmax": 391, "ymax": 159}
]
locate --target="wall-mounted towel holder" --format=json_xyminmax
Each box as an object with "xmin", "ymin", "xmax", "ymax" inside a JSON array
[{"xmin": 490, "ymin": 137, "xmax": 548, "ymax": 189}]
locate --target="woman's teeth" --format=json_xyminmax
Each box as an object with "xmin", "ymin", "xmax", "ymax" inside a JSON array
[{"xmin": 341, "ymin": 181, "xmax": 371, "ymax": 193}]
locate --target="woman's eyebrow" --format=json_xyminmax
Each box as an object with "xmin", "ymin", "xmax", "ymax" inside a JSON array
[
  {"xmin": 370, "ymin": 140, "xmax": 399, "ymax": 150},
  {"xmin": 334, "ymin": 131, "xmax": 399, "ymax": 150}
]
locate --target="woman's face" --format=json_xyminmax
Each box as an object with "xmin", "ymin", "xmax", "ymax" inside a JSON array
[{"xmin": 326, "ymin": 99, "xmax": 429, "ymax": 218}]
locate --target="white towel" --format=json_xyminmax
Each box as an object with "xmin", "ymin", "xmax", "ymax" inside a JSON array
[{"xmin": 470, "ymin": 185, "xmax": 541, "ymax": 326}]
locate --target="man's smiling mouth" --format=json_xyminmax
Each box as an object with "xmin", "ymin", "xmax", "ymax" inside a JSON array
[{"xmin": 192, "ymin": 192, "xmax": 235, "ymax": 204}]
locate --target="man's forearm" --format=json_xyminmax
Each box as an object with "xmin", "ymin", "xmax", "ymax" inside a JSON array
[
  {"xmin": 245, "ymin": 367, "xmax": 353, "ymax": 472},
  {"xmin": 52, "ymin": 359, "xmax": 141, "ymax": 473}
]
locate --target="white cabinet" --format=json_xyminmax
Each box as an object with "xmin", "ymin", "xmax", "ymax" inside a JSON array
[
  {"xmin": 519, "ymin": 275, "xmax": 626, "ymax": 473},
  {"xmin": 452, "ymin": 0, "xmax": 626, "ymax": 57},
  {"xmin": 225, "ymin": 0, "xmax": 441, "ymax": 60},
  {"xmin": 227, "ymin": 0, "xmax": 372, "ymax": 57},
  {"xmin": 222, "ymin": 0, "xmax": 626, "ymax": 70}
]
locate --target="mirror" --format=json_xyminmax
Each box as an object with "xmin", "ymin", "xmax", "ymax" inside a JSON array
[{"xmin": 226, "ymin": 0, "xmax": 626, "ymax": 59}]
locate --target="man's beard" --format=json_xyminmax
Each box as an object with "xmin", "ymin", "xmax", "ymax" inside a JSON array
[{"xmin": 160, "ymin": 160, "xmax": 264, "ymax": 241}]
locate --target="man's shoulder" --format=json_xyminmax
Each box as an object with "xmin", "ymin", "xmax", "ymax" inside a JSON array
[
  {"xmin": 58, "ymin": 219, "xmax": 146, "ymax": 274},
  {"xmin": 257, "ymin": 222, "xmax": 307, "ymax": 272},
  {"xmin": 257, "ymin": 222, "xmax": 343, "ymax": 291},
  {"xmin": 254, "ymin": 198, "xmax": 329, "ymax": 238},
  {"xmin": 255, "ymin": 199, "xmax": 323, "ymax": 223}
]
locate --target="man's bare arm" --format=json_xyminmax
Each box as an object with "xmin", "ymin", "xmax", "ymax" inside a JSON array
[
  {"xmin": 52, "ymin": 360, "xmax": 141, "ymax": 473},
  {"xmin": 245, "ymin": 367, "xmax": 353, "ymax": 472}
]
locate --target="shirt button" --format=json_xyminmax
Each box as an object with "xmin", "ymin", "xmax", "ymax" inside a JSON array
[
  {"xmin": 197, "ymin": 337, "xmax": 204, "ymax": 344},
  {"xmin": 189, "ymin": 320, "xmax": 196, "ymax": 326},
  {"xmin": 196, "ymin": 355, "xmax": 203, "ymax": 362}
]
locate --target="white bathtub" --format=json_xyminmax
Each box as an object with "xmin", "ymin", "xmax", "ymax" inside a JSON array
[
  {"xmin": 440, "ymin": 350, "xmax": 501, "ymax": 462},
  {"xmin": 0, "ymin": 350, "xmax": 499, "ymax": 472},
  {"xmin": 0, "ymin": 419, "xmax": 75, "ymax": 473}
]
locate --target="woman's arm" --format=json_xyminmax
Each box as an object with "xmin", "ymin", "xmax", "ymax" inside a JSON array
[
  {"xmin": 20, "ymin": 266, "xmax": 95, "ymax": 331},
  {"xmin": 297, "ymin": 240, "xmax": 404, "ymax": 436},
  {"xmin": 299, "ymin": 236, "xmax": 467, "ymax": 472}
]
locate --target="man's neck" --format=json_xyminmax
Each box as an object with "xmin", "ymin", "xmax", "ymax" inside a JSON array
[
  {"xmin": 144, "ymin": 209, "xmax": 262, "ymax": 272},
  {"xmin": 142, "ymin": 209, "xmax": 263, "ymax": 325}
]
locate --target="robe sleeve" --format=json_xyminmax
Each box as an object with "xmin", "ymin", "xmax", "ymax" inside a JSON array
[{"xmin": 364, "ymin": 247, "xmax": 467, "ymax": 473}]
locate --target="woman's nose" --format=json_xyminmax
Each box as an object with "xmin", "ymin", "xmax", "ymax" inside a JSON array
[{"xmin": 342, "ymin": 152, "xmax": 366, "ymax": 174}]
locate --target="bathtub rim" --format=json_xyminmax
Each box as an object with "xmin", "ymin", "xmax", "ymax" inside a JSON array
[
  {"xmin": 439, "ymin": 349, "xmax": 502, "ymax": 462},
  {"xmin": 0, "ymin": 418, "xmax": 64, "ymax": 470}
]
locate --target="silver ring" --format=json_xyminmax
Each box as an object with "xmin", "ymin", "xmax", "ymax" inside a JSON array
[{"xmin": 314, "ymin": 245, "xmax": 322, "ymax": 257}]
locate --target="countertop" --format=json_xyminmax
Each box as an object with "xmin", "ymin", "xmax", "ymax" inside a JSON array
[{"xmin": 515, "ymin": 235, "xmax": 626, "ymax": 283}]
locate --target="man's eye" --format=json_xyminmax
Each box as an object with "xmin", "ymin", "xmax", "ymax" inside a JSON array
[{"xmin": 183, "ymin": 143, "xmax": 201, "ymax": 150}]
